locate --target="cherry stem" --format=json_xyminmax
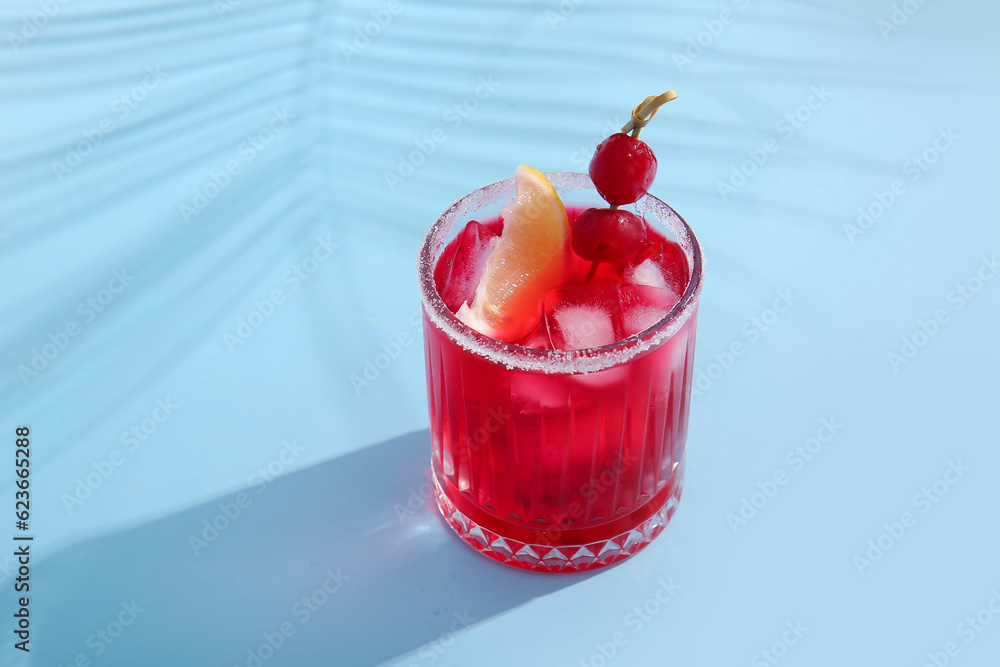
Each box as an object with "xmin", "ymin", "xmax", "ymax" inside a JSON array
[
  {"xmin": 622, "ymin": 89, "xmax": 678, "ymax": 139},
  {"xmin": 610, "ymin": 203, "xmax": 619, "ymax": 211},
  {"xmin": 585, "ymin": 260, "xmax": 600, "ymax": 282}
]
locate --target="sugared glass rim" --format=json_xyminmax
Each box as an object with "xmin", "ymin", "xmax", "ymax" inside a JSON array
[{"xmin": 417, "ymin": 171, "xmax": 704, "ymax": 374}]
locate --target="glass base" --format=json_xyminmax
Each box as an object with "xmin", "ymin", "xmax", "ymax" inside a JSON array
[{"xmin": 433, "ymin": 472, "xmax": 682, "ymax": 573}]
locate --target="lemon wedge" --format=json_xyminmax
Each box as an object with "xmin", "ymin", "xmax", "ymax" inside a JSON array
[{"xmin": 458, "ymin": 165, "xmax": 569, "ymax": 342}]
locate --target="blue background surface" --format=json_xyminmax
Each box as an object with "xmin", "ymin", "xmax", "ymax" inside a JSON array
[{"xmin": 2, "ymin": 0, "xmax": 999, "ymax": 665}]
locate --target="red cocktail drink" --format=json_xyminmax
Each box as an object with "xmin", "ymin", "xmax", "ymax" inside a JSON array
[{"xmin": 418, "ymin": 172, "xmax": 703, "ymax": 572}]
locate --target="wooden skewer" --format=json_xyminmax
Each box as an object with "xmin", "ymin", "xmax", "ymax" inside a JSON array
[{"xmin": 621, "ymin": 89, "xmax": 678, "ymax": 138}]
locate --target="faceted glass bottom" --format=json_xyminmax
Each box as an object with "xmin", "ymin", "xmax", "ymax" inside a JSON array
[{"xmin": 433, "ymin": 472, "xmax": 682, "ymax": 573}]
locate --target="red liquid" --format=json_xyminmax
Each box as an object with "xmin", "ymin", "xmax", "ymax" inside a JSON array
[{"xmin": 424, "ymin": 207, "xmax": 698, "ymax": 571}]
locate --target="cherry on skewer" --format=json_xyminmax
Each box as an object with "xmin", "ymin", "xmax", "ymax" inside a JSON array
[
  {"xmin": 572, "ymin": 208, "xmax": 647, "ymax": 281},
  {"xmin": 574, "ymin": 89, "xmax": 678, "ymax": 280}
]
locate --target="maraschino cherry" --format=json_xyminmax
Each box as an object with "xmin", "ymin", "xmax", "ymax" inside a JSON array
[
  {"xmin": 590, "ymin": 133, "xmax": 657, "ymax": 207},
  {"xmin": 572, "ymin": 208, "xmax": 647, "ymax": 262},
  {"xmin": 573, "ymin": 90, "xmax": 678, "ymax": 280}
]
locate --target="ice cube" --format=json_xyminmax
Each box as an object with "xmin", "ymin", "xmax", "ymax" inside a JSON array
[
  {"xmin": 514, "ymin": 318, "xmax": 552, "ymax": 350},
  {"xmin": 624, "ymin": 305, "xmax": 668, "ymax": 336},
  {"xmin": 618, "ymin": 284, "xmax": 681, "ymax": 337},
  {"xmin": 434, "ymin": 220, "xmax": 499, "ymax": 313},
  {"xmin": 553, "ymin": 305, "xmax": 616, "ymax": 350},
  {"xmin": 541, "ymin": 279, "xmax": 684, "ymax": 349},
  {"xmin": 632, "ymin": 239, "xmax": 689, "ymax": 295},
  {"xmin": 543, "ymin": 282, "xmax": 620, "ymax": 350},
  {"xmin": 627, "ymin": 258, "xmax": 667, "ymax": 289}
]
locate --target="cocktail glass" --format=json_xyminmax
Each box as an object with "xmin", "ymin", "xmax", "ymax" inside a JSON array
[{"xmin": 417, "ymin": 171, "xmax": 704, "ymax": 572}]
